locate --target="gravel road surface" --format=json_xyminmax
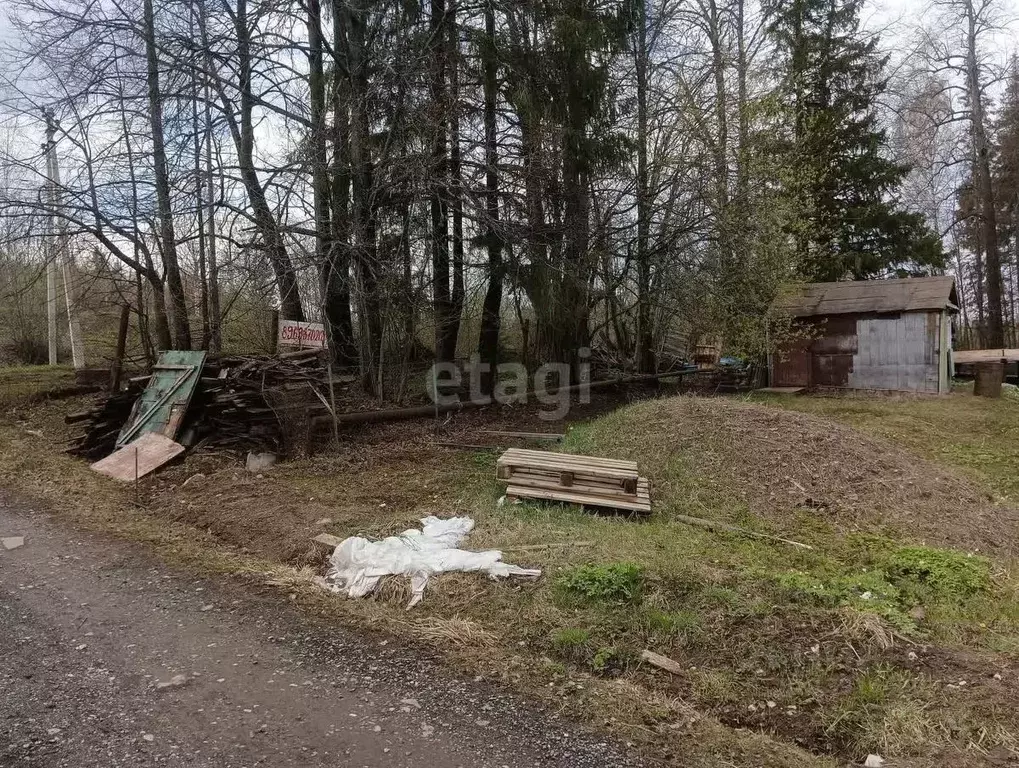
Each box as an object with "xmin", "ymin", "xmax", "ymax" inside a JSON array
[{"xmin": 0, "ymin": 491, "xmax": 643, "ymax": 767}]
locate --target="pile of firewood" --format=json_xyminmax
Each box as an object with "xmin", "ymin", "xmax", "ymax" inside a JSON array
[
  {"xmin": 66, "ymin": 381, "xmax": 146, "ymax": 460},
  {"xmin": 185, "ymin": 351, "xmax": 349, "ymax": 452},
  {"xmin": 67, "ymin": 350, "xmax": 354, "ymax": 459}
]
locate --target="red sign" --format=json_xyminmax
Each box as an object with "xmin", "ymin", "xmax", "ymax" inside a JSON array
[{"xmin": 279, "ymin": 319, "xmax": 327, "ymax": 349}]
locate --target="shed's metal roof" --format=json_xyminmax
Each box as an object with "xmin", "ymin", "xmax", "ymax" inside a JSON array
[{"xmin": 774, "ymin": 276, "xmax": 958, "ymax": 318}]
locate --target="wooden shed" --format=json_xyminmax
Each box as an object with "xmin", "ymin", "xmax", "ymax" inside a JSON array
[{"xmin": 770, "ymin": 276, "xmax": 958, "ymax": 394}]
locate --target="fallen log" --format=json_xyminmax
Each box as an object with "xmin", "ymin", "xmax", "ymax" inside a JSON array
[
  {"xmin": 433, "ymin": 441, "xmax": 502, "ymax": 451},
  {"xmin": 65, "ymin": 409, "xmax": 97, "ymax": 424},
  {"xmin": 309, "ymin": 367, "xmax": 698, "ymax": 431}
]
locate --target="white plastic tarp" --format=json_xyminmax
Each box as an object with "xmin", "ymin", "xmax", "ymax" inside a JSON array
[{"xmin": 323, "ymin": 516, "xmax": 541, "ymax": 608}]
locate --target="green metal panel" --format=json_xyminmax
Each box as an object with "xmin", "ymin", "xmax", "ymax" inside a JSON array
[{"xmin": 116, "ymin": 350, "xmax": 207, "ymax": 448}]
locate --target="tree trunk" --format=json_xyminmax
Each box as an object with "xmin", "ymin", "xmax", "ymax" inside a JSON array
[
  {"xmin": 149, "ymin": 273, "xmax": 172, "ymax": 351},
  {"xmin": 430, "ymin": 0, "xmax": 453, "ymax": 361},
  {"xmin": 348, "ymin": 0, "xmax": 382, "ymax": 391},
  {"xmin": 1013, "ymin": 191, "xmax": 1019, "ymax": 344},
  {"xmin": 190, "ymin": 3, "xmax": 210, "ymax": 350},
  {"xmin": 143, "ymin": 0, "xmax": 191, "ymax": 349},
  {"xmin": 448, "ymin": 0, "xmax": 464, "ymax": 358},
  {"xmin": 560, "ymin": 4, "xmax": 592, "ymax": 382},
  {"xmin": 634, "ymin": 0, "xmax": 653, "ymax": 373},
  {"xmin": 974, "ymin": 235, "xmax": 986, "ymax": 344},
  {"xmin": 966, "ymin": 0, "xmax": 1004, "ymax": 347},
  {"xmin": 477, "ymin": 0, "xmax": 503, "ymax": 395},
  {"xmin": 230, "ymin": 0, "xmax": 305, "ymax": 323},
  {"xmin": 308, "ymin": 0, "xmax": 348, "ymax": 366},
  {"xmin": 204, "ymin": 75, "xmax": 221, "ymax": 353},
  {"xmin": 325, "ymin": 0, "xmax": 357, "ymax": 365},
  {"xmin": 198, "ymin": 0, "xmax": 221, "ymax": 354},
  {"xmin": 402, "ymin": 198, "xmax": 415, "ymax": 343},
  {"xmin": 135, "ymin": 269, "xmax": 156, "ymax": 362},
  {"xmin": 954, "ymin": 245, "xmax": 971, "ymax": 341}
]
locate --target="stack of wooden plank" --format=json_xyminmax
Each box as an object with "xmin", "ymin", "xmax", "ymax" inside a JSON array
[
  {"xmin": 66, "ymin": 380, "xmax": 147, "ymax": 460},
  {"xmin": 496, "ymin": 448, "xmax": 651, "ymax": 514},
  {"xmin": 68, "ymin": 350, "xmax": 352, "ymax": 459},
  {"xmin": 186, "ymin": 353, "xmax": 316, "ymax": 452}
]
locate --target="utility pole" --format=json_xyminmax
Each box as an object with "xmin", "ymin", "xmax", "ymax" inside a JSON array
[
  {"xmin": 43, "ymin": 108, "xmax": 86, "ymax": 368},
  {"xmin": 42, "ymin": 110, "xmax": 58, "ymax": 366}
]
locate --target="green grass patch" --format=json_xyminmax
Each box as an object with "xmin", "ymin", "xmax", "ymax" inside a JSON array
[
  {"xmin": 885, "ymin": 545, "xmax": 990, "ymax": 602},
  {"xmin": 0, "ymin": 365, "xmax": 76, "ymax": 406},
  {"xmin": 768, "ymin": 543, "xmax": 995, "ymax": 635},
  {"xmin": 640, "ymin": 608, "xmax": 703, "ymax": 641},
  {"xmin": 556, "ymin": 562, "xmax": 644, "ymax": 604},
  {"xmin": 551, "ymin": 627, "xmax": 592, "ymax": 662}
]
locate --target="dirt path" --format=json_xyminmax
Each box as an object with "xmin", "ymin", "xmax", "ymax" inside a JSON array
[{"xmin": 0, "ymin": 491, "xmax": 641, "ymax": 768}]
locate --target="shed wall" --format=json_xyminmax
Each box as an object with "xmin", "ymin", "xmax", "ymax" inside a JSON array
[{"xmin": 772, "ymin": 311, "xmax": 943, "ymax": 393}]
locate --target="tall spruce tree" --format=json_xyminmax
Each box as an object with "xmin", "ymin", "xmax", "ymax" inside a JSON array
[
  {"xmin": 770, "ymin": 0, "xmax": 943, "ymax": 281},
  {"xmin": 993, "ymin": 58, "xmax": 1019, "ymax": 334},
  {"xmin": 504, "ymin": 0, "xmax": 631, "ymax": 380},
  {"xmin": 995, "ymin": 59, "xmax": 1019, "ymax": 265}
]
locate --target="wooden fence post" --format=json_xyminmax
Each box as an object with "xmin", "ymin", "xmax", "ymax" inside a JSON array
[
  {"xmin": 110, "ymin": 304, "xmax": 131, "ymax": 392},
  {"xmin": 270, "ymin": 309, "xmax": 280, "ymax": 355}
]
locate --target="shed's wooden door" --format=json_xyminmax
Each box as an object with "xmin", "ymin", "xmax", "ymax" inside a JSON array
[{"xmin": 775, "ymin": 338, "xmax": 811, "ymax": 387}]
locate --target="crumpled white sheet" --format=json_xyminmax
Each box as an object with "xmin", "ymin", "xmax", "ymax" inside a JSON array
[{"xmin": 323, "ymin": 516, "xmax": 541, "ymax": 608}]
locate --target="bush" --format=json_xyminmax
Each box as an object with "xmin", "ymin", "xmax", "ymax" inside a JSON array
[
  {"xmin": 0, "ymin": 338, "xmax": 48, "ymax": 365},
  {"xmin": 592, "ymin": 646, "xmax": 623, "ymax": 675},
  {"xmin": 556, "ymin": 562, "xmax": 644, "ymax": 603}
]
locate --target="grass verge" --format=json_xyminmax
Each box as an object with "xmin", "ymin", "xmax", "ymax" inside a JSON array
[
  {"xmin": 0, "ymin": 365, "xmax": 75, "ymax": 407},
  {"xmin": 2, "ymin": 386, "xmax": 1018, "ymax": 766}
]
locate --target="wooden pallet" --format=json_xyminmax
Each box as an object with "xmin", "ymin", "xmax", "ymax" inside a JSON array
[{"xmin": 497, "ymin": 448, "xmax": 651, "ymax": 514}]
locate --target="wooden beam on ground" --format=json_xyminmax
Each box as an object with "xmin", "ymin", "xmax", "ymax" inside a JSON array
[
  {"xmin": 481, "ymin": 430, "xmax": 564, "ymax": 441},
  {"xmin": 641, "ymin": 649, "xmax": 685, "ymax": 675},
  {"xmin": 505, "ymin": 480, "xmax": 651, "ymax": 514},
  {"xmin": 674, "ymin": 514, "xmax": 812, "ymax": 550},
  {"xmin": 499, "ymin": 541, "xmax": 595, "ymax": 552},
  {"xmin": 433, "ymin": 442, "xmax": 502, "ymax": 451},
  {"xmin": 953, "ymin": 348, "xmax": 1019, "ymax": 364}
]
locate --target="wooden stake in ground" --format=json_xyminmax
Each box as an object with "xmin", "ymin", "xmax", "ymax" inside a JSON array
[{"xmin": 110, "ymin": 304, "xmax": 131, "ymax": 392}]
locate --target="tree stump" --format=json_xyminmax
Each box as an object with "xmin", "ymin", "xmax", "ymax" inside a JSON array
[{"xmin": 974, "ymin": 361, "xmax": 1004, "ymax": 398}]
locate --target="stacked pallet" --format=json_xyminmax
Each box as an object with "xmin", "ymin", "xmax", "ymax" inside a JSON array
[{"xmin": 496, "ymin": 448, "xmax": 651, "ymax": 514}]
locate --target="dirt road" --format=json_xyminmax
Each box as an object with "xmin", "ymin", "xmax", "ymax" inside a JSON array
[{"xmin": 0, "ymin": 492, "xmax": 640, "ymax": 768}]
